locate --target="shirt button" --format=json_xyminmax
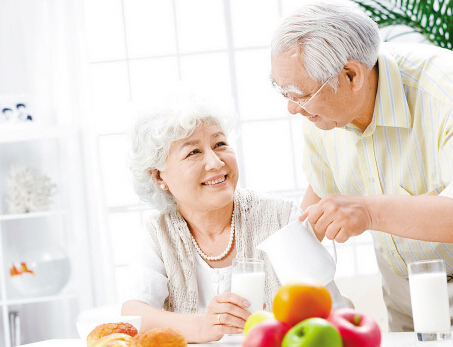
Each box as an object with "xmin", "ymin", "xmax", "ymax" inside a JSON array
[
  {"xmin": 361, "ymin": 137, "xmax": 367, "ymax": 143},
  {"xmin": 369, "ymin": 177, "xmax": 375, "ymax": 183}
]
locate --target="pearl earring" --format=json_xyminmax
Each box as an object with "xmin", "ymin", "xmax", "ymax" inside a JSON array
[{"xmin": 160, "ymin": 184, "xmax": 166, "ymax": 190}]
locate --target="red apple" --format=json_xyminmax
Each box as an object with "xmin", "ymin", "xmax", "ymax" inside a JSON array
[
  {"xmin": 327, "ymin": 308, "xmax": 381, "ymax": 347},
  {"xmin": 241, "ymin": 319, "xmax": 291, "ymax": 347}
]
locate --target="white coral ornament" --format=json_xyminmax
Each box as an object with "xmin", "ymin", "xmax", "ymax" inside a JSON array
[{"xmin": 5, "ymin": 165, "xmax": 57, "ymax": 214}]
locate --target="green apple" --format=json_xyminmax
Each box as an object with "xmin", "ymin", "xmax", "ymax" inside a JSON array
[
  {"xmin": 282, "ymin": 317, "xmax": 342, "ymax": 347},
  {"xmin": 244, "ymin": 310, "xmax": 274, "ymax": 336}
]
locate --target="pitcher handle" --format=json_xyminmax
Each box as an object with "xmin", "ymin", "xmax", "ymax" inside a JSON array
[{"xmin": 331, "ymin": 240, "xmax": 337, "ymax": 265}]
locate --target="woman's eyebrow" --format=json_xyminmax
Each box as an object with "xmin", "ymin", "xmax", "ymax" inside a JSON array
[
  {"xmin": 179, "ymin": 140, "xmax": 199, "ymax": 152},
  {"xmin": 212, "ymin": 131, "xmax": 226, "ymax": 138}
]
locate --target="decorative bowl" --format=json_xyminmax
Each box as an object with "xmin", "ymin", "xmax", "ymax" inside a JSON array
[{"xmin": 9, "ymin": 244, "xmax": 71, "ymax": 297}]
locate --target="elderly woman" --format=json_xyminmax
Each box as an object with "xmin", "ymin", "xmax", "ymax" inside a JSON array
[{"xmin": 121, "ymin": 97, "xmax": 342, "ymax": 342}]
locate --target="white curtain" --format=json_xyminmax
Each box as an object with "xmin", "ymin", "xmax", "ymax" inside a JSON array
[
  {"xmin": 1, "ymin": 0, "xmax": 83, "ymax": 124},
  {"xmin": 0, "ymin": 0, "xmax": 114, "ymax": 314}
]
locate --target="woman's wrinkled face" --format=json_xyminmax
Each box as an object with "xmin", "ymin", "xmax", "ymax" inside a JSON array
[{"xmin": 160, "ymin": 122, "xmax": 239, "ymax": 213}]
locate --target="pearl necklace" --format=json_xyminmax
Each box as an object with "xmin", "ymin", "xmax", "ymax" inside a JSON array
[{"xmin": 190, "ymin": 209, "xmax": 235, "ymax": 261}]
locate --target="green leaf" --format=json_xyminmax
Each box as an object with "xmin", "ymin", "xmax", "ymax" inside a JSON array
[{"xmin": 351, "ymin": 0, "xmax": 453, "ymax": 50}]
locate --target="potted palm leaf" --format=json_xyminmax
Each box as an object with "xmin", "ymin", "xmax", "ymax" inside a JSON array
[{"xmin": 350, "ymin": 0, "xmax": 453, "ymax": 50}]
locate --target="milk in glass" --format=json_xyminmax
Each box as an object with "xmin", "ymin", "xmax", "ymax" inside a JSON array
[
  {"xmin": 409, "ymin": 271, "xmax": 451, "ymax": 333},
  {"xmin": 231, "ymin": 271, "xmax": 266, "ymax": 313}
]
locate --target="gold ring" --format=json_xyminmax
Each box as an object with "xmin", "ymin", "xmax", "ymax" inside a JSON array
[{"xmin": 217, "ymin": 313, "xmax": 223, "ymax": 325}]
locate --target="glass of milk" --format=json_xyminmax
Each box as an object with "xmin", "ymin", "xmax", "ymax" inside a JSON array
[
  {"xmin": 408, "ymin": 259, "xmax": 452, "ymax": 342},
  {"xmin": 230, "ymin": 258, "xmax": 265, "ymax": 314}
]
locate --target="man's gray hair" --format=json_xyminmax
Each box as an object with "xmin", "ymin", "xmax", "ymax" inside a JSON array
[
  {"xmin": 128, "ymin": 96, "xmax": 235, "ymax": 213},
  {"xmin": 271, "ymin": 0, "xmax": 380, "ymax": 84}
]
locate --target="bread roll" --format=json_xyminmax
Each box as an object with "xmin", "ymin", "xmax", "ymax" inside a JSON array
[
  {"xmin": 92, "ymin": 333, "xmax": 132, "ymax": 347},
  {"xmin": 130, "ymin": 327, "xmax": 187, "ymax": 347},
  {"xmin": 87, "ymin": 323, "xmax": 138, "ymax": 347}
]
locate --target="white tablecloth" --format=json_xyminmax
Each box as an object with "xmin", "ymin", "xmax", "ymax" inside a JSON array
[{"xmin": 17, "ymin": 332, "xmax": 453, "ymax": 346}]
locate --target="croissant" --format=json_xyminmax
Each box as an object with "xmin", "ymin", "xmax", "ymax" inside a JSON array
[
  {"xmin": 87, "ymin": 323, "xmax": 138, "ymax": 347},
  {"xmin": 92, "ymin": 333, "xmax": 132, "ymax": 347}
]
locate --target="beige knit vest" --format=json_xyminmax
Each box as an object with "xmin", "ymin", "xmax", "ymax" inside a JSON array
[{"xmin": 148, "ymin": 189, "xmax": 294, "ymax": 313}]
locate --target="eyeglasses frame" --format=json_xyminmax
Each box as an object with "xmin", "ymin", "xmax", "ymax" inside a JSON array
[{"xmin": 274, "ymin": 77, "xmax": 332, "ymax": 112}]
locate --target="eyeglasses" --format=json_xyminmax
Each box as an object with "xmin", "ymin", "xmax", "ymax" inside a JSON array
[{"xmin": 273, "ymin": 77, "xmax": 332, "ymax": 112}]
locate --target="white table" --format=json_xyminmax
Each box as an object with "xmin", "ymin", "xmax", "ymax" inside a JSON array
[{"xmin": 17, "ymin": 332, "xmax": 453, "ymax": 346}]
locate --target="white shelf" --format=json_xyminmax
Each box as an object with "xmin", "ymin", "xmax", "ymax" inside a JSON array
[
  {"xmin": 0, "ymin": 210, "xmax": 66, "ymax": 222},
  {"xmin": 0, "ymin": 124, "xmax": 71, "ymax": 143},
  {"xmin": 2, "ymin": 293, "xmax": 77, "ymax": 306},
  {"xmin": 0, "ymin": 117, "xmax": 81, "ymax": 347}
]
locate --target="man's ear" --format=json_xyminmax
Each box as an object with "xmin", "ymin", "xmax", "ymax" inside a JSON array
[{"xmin": 342, "ymin": 59, "xmax": 365, "ymax": 91}]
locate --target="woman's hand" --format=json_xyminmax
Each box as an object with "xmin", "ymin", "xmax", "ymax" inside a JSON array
[{"xmin": 197, "ymin": 292, "xmax": 252, "ymax": 342}]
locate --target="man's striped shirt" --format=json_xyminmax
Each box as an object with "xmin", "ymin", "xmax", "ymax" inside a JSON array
[{"xmin": 302, "ymin": 42, "xmax": 453, "ymax": 277}]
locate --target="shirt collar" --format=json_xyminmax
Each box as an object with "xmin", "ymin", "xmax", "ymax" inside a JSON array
[
  {"xmin": 372, "ymin": 48, "xmax": 413, "ymax": 129},
  {"xmin": 343, "ymin": 47, "xmax": 413, "ymax": 135}
]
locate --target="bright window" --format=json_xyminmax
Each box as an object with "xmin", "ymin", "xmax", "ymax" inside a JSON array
[{"xmin": 82, "ymin": 0, "xmax": 377, "ymax": 304}]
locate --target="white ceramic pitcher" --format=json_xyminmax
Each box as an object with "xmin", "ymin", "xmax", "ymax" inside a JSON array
[{"xmin": 256, "ymin": 219, "xmax": 336, "ymax": 286}]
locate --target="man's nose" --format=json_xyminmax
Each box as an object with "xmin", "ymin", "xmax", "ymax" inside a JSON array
[
  {"xmin": 288, "ymin": 100, "xmax": 310, "ymax": 115},
  {"xmin": 287, "ymin": 100, "xmax": 300, "ymax": 114},
  {"xmin": 287, "ymin": 100, "xmax": 314, "ymax": 117}
]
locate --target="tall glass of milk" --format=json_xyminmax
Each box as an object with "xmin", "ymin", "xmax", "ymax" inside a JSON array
[
  {"xmin": 408, "ymin": 259, "xmax": 452, "ymax": 342},
  {"xmin": 231, "ymin": 258, "xmax": 265, "ymax": 314}
]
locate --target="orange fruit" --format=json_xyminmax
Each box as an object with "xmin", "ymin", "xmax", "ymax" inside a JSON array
[{"xmin": 272, "ymin": 281, "xmax": 332, "ymax": 327}]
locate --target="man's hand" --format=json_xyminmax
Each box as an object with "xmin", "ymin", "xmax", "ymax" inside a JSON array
[{"xmin": 299, "ymin": 195, "xmax": 372, "ymax": 243}]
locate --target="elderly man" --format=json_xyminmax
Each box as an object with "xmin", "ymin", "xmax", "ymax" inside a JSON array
[{"xmin": 270, "ymin": 0, "xmax": 453, "ymax": 332}]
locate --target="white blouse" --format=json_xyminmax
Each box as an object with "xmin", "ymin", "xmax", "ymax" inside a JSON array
[
  {"xmin": 124, "ymin": 206, "xmax": 344, "ymax": 312},
  {"xmin": 125, "ymin": 221, "xmax": 235, "ymax": 313}
]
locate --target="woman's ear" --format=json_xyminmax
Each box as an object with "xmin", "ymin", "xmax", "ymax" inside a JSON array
[
  {"xmin": 342, "ymin": 59, "xmax": 365, "ymax": 91},
  {"xmin": 150, "ymin": 169, "xmax": 165, "ymax": 186}
]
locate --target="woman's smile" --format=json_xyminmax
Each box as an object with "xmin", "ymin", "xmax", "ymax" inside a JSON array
[{"xmin": 202, "ymin": 174, "xmax": 227, "ymax": 186}]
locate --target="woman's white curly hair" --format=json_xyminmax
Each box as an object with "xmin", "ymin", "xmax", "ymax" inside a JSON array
[{"xmin": 128, "ymin": 95, "xmax": 235, "ymax": 213}]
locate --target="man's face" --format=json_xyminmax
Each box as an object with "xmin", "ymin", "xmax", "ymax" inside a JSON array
[{"xmin": 271, "ymin": 48, "xmax": 358, "ymax": 130}]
